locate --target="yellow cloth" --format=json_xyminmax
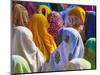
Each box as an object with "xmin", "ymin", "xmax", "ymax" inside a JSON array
[
  {"xmin": 38, "ymin": 5, "xmax": 52, "ymax": 18},
  {"xmin": 13, "ymin": 3, "xmax": 29, "ymax": 26},
  {"xmin": 28, "ymin": 14, "xmax": 57, "ymax": 60},
  {"xmin": 68, "ymin": 6, "xmax": 86, "ymax": 24}
]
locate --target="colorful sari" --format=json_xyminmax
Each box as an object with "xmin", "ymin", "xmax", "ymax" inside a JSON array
[
  {"xmin": 38, "ymin": 5, "xmax": 52, "ymax": 18},
  {"xmin": 85, "ymin": 11, "xmax": 96, "ymax": 39},
  {"xmin": 47, "ymin": 11, "xmax": 64, "ymax": 42},
  {"xmin": 12, "ymin": 55, "xmax": 31, "ymax": 74},
  {"xmin": 13, "ymin": 3, "xmax": 29, "ymax": 27},
  {"xmin": 57, "ymin": 27, "xmax": 84, "ymax": 58},
  {"xmin": 28, "ymin": 14, "xmax": 57, "ymax": 60},
  {"xmin": 60, "ymin": 4, "xmax": 75, "ymax": 26},
  {"xmin": 68, "ymin": 6, "xmax": 86, "ymax": 42},
  {"xmin": 84, "ymin": 38, "xmax": 96, "ymax": 69},
  {"xmin": 68, "ymin": 6, "xmax": 86, "ymax": 31},
  {"xmin": 42, "ymin": 28, "xmax": 84, "ymax": 71},
  {"xmin": 20, "ymin": 2, "xmax": 38, "ymax": 18}
]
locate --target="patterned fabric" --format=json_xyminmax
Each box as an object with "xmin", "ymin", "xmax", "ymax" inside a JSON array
[
  {"xmin": 27, "ymin": 14, "xmax": 57, "ymax": 60},
  {"xmin": 12, "ymin": 55, "xmax": 31, "ymax": 74},
  {"xmin": 47, "ymin": 11, "xmax": 64, "ymax": 41}
]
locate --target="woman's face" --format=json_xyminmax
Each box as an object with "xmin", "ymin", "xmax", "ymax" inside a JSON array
[{"xmin": 67, "ymin": 15, "xmax": 84, "ymax": 31}]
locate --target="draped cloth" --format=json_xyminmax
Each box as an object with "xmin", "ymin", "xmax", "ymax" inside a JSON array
[
  {"xmin": 12, "ymin": 26, "xmax": 45, "ymax": 72},
  {"xmin": 12, "ymin": 55, "xmax": 31, "ymax": 74},
  {"xmin": 38, "ymin": 5, "xmax": 52, "ymax": 18},
  {"xmin": 27, "ymin": 14, "xmax": 57, "ymax": 60},
  {"xmin": 13, "ymin": 3, "xmax": 29, "ymax": 27},
  {"xmin": 85, "ymin": 11, "xmax": 96, "ymax": 39},
  {"xmin": 84, "ymin": 38, "xmax": 96, "ymax": 69},
  {"xmin": 47, "ymin": 11, "xmax": 64, "ymax": 41},
  {"xmin": 42, "ymin": 28, "xmax": 84, "ymax": 71}
]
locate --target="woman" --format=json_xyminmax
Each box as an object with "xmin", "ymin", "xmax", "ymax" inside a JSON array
[
  {"xmin": 60, "ymin": 4, "xmax": 75, "ymax": 27},
  {"xmin": 12, "ymin": 55, "xmax": 31, "ymax": 74},
  {"xmin": 12, "ymin": 26, "xmax": 45, "ymax": 72},
  {"xmin": 85, "ymin": 11, "xmax": 96, "ymax": 39},
  {"xmin": 47, "ymin": 11, "xmax": 64, "ymax": 42},
  {"xmin": 13, "ymin": 3, "xmax": 29, "ymax": 27},
  {"xmin": 38, "ymin": 5, "xmax": 52, "ymax": 18},
  {"xmin": 57, "ymin": 27, "xmax": 84, "ymax": 58},
  {"xmin": 20, "ymin": 2, "xmax": 39, "ymax": 18},
  {"xmin": 42, "ymin": 28, "xmax": 84, "ymax": 71},
  {"xmin": 27, "ymin": 14, "xmax": 57, "ymax": 61},
  {"xmin": 84, "ymin": 38, "xmax": 96, "ymax": 69},
  {"xmin": 68, "ymin": 6, "xmax": 86, "ymax": 42}
]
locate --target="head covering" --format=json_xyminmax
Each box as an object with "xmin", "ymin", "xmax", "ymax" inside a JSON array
[
  {"xmin": 20, "ymin": 2, "xmax": 38, "ymax": 18},
  {"xmin": 85, "ymin": 11, "xmax": 96, "ymax": 39},
  {"xmin": 12, "ymin": 26, "xmax": 45, "ymax": 72},
  {"xmin": 68, "ymin": 6, "xmax": 86, "ymax": 24},
  {"xmin": 38, "ymin": 5, "xmax": 52, "ymax": 18},
  {"xmin": 60, "ymin": 4, "xmax": 75, "ymax": 27},
  {"xmin": 66, "ymin": 58, "xmax": 91, "ymax": 70},
  {"xmin": 57, "ymin": 27, "xmax": 84, "ymax": 58},
  {"xmin": 47, "ymin": 11, "xmax": 64, "ymax": 41},
  {"xmin": 84, "ymin": 38, "xmax": 96, "ymax": 69},
  {"xmin": 68, "ymin": 6, "xmax": 86, "ymax": 31},
  {"xmin": 27, "ymin": 14, "xmax": 57, "ymax": 60},
  {"xmin": 79, "ymin": 5, "xmax": 96, "ymax": 11},
  {"xmin": 12, "ymin": 55, "xmax": 31, "ymax": 74},
  {"xmin": 13, "ymin": 3, "xmax": 29, "ymax": 27}
]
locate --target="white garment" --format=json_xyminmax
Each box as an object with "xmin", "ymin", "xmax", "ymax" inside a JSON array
[
  {"xmin": 12, "ymin": 26, "xmax": 45, "ymax": 72},
  {"xmin": 67, "ymin": 58, "xmax": 91, "ymax": 70}
]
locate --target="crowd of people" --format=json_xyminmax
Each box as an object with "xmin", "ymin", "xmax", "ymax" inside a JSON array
[{"xmin": 11, "ymin": 1, "xmax": 96, "ymax": 74}]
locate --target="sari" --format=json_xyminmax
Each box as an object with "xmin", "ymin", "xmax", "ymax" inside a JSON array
[
  {"xmin": 68, "ymin": 6, "xmax": 86, "ymax": 42},
  {"xmin": 47, "ymin": 11, "xmax": 64, "ymax": 42},
  {"xmin": 12, "ymin": 26, "xmax": 45, "ymax": 72},
  {"xmin": 12, "ymin": 55, "xmax": 31, "ymax": 74},
  {"xmin": 38, "ymin": 5, "xmax": 52, "ymax": 18},
  {"xmin": 68, "ymin": 6, "xmax": 86, "ymax": 31},
  {"xmin": 20, "ymin": 2, "xmax": 38, "ymax": 18},
  {"xmin": 13, "ymin": 3, "xmax": 29, "ymax": 27},
  {"xmin": 42, "ymin": 28, "xmax": 84, "ymax": 71},
  {"xmin": 85, "ymin": 11, "xmax": 96, "ymax": 39},
  {"xmin": 60, "ymin": 4, "xmax": 75, "ymax": 26},
  {"xmin": 57, "ymin": 27, "xmax": 84, "ymax": 58},
  {"xmin": 27, "ymin": 14, "xmax": 57, "ymax": 60},
  {"xmin": 84, "ymin": 38, "xmax": 96, "ymax": 69}
]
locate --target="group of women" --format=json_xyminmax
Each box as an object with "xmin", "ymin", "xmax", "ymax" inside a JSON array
[{"xmin": 12, "ymin": 1, "xmax": 96, "ymax": 74}]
